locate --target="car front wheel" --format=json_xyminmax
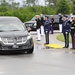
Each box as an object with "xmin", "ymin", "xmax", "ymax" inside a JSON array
[{"xmin": 27, "ymin": 46, "xmax": 34, "ymax": 54}]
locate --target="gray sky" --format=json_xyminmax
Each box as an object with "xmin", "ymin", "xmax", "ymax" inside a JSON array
[
  {"xmin": 14, "ymin": 0, "xmax": 45, "ymax": 6},
  {"xmin": 38, "ymin": 0, "xmax": 45, "ymax": 6}
]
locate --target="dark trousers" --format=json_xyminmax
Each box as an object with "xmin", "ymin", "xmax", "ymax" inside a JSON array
[
  {"xmin": 71, "ymin": 34, "xmax": 75, "ymax": 49},
  {"xmin": 63, "ymin": 32, "xmax": 69, "ymax": 48},
  {"xmin": 45, "ymin": 31, "xmax": 49, "ymax": 44},
  {"xmin": 50, "ymin": 25, "xmax": 54, "ymax": 34}
]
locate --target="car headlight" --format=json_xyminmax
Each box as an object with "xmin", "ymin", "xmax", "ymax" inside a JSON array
[
  {"xmin": 27, "ymin": 35, "xmax": 32, "ymax": 40},
  {"xmin": 0, "ymin": 37, "xmax": 2, "ymax": 41},
  {"xmin": 34, "ymin": 23, "xmax": 36, "ymax": 26}
]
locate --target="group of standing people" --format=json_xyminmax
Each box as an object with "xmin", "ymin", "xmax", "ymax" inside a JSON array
[
  {"xmin": 59, "ymin": 14, "xmax": 75, "ymax": 49},
  {"xmin": 35, "ymin": 14, "xmax": 75, "ymax": 49},
  {"xmin": 35, "ymin": 14, "xmax": 54, "ymax": 44}
]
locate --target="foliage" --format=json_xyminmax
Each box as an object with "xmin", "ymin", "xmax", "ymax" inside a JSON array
[
  {"xmin": 26, "ymin": 0, "xmax": 35, "ymax": 6},
  {"xmin": 0, "ymin": 0, "xmax": 74, "ymax": 22},
  {"xmin": 0, "ymin": 6, "xmax": 8, "ymax": 12},
  {"xmin": 71, "ymin": 0, "xmax": 75, "ymax": 14},
  {"xmin": 56, "ymin": 0, "xmax": 70, "ymax": 14},
  {"xmin": 0, "ymin": 6, "xmax": 55, "ymax": 22},
  {"xmin": 45, "ymin": 0, "xmax": 58, "ymax": 6}
]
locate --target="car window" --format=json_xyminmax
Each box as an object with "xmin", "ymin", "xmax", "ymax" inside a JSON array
[
  {"xmin": 0, "ymin": 22, "xmax": 25, "ymax": 32},
  {"xmin": 31, "ymin": 16, "xmax": 36, "ymax": 21}
]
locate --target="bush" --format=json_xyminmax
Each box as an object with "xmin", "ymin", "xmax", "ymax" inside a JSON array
[
  {"xmin": 71, "ymin": 0, "xmax": 75, "ymax": 14},
  {"xmin": 56, "ymin": 0, "xmax": 70, "ymax": 14},
  {"xmin": 0, "ymin": 6, "xmax": 56, "ymax": 22}
]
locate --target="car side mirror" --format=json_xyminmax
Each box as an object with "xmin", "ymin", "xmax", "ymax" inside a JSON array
[
  {"xmin": 23, "ymin": 23, "xmax": 30, "ymax": 32},
  {"xmin": 27, "ymin": 27, "xmax": 31, "ymax": 32}
]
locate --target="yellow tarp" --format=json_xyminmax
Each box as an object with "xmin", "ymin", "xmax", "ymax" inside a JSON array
[{"xmin": 45, "ymin": 44, "xmax": 63, "ymax": 49}]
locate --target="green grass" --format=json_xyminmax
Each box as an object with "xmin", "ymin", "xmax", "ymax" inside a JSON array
[{"xmin": 56, "ymin": 33, "xmax": 72, "ymax": 43}]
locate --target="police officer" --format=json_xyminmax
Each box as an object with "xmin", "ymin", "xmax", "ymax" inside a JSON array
[
  {"xmin": 44, "ymin": 16, "xmax": 50, "ymax": 44},
  {"xmin": 51, "ymin": 15, "xmax": 54, "ymax": 34},
  {"xmin": 35, "ymin": 15, "xmax": 41, "ymax": 41},
  {"xmin": 62, "ymin": 15, "xmax": 70, "ymax": 48},
  {"xmin": 70, "ymin": 17, "xmax": 75, "ymax": 49}
]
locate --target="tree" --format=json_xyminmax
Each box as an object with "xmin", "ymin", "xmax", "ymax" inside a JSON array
[
  {"xmin": 34, "ymin": 0, "xmax": 39, "ymax": 6},
  {"xmin": 7, "ymin": 0, "xmax": 14, "ymax": 5},
  {"xmin": 56, "ymin": 0, "xmax": 70, "ymax": 14},
  {"xmin": 12, "ymin": 2, "xmax": 20, "ymax": 8},
  {"xmin": 45, "ymin": 0, "xmax": 58, "ymax": 6},
  {"xmin": 26, "ymin": 0, "xmax": 35, "ymax": 6},
  {"xmin": 22, "ymin": 0, "xmax": 35, "ymax": 7},
  {"xmin": 22, "ymin": 0, "xmax": 27, "ymax": 7},
  {"xmin": 0, "ymin": 0, "xmax": 9, "ymax": 6},
  {"xmin": 71, "ymin": 0, "xmax": 75, "ymax": 14},
  {"xmin": 0, "ymin": 6, "xmax": 8, "ymax": 12},
  {"xmin": 22, "ymin": 0, "xmax": 38, "ymax": 7}
]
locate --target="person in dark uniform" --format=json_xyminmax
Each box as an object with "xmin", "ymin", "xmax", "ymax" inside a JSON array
[
  {"xmin": 59, "ymin": 13, "xmax": 63, "ymax": 32},
  {"xmin": 40, "ymin": 14, "xmax": 44, "ymax": 36},
  {"xmin": 50, "ymin": 15, "xmax": 54, "ymax": 34},
  {"xmin": 70, "ymin": 17, "xmax": 75, "ymax": 49},
  {"xmin": 44, "ymin": 16, "xmax": 50, "ymax": 44},
  {"xmin": 35, "ymin": 15, "xmax": 41, "ymax": 41},
  {"xmin": 62, "ymin": 16, "xmax": 70, "ymax": 48}
]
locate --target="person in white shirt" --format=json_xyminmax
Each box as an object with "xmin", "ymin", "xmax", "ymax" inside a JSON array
[
  {"xmin": 35, "ymin": 15, "xmax": 41, "ymax": 41},
  {"xmin": 40, "ymin": 14, "xmax": 44, "ymax": 36}
]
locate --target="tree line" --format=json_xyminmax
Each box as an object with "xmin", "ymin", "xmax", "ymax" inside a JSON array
[{"xmin": 0, "ymin": 0, "xmax": 74, "ymax": 22}]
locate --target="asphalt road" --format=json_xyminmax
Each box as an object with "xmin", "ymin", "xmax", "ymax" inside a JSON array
[{"xmin": 0, "ymin": 33, "xmax": 75, "ymax": 75}]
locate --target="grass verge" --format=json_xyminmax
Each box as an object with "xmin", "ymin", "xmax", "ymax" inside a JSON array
[{"xmin": 56, "ymin": 33, "xmax": 72, "ymax": 43}]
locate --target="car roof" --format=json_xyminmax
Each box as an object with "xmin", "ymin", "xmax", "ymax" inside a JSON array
[
  {"xmin": 0, "ymin": 16, "xmax": 22, "ymax": 23},
  {"xmin": 29, "ymin": 15, "xmax": 71, "ymax": 23},
  {"xmin": 0, "ymin": 16, "xmax": 18, "ymax": 19},
  {"xmin": 45, "ymin": 15, "xmax": 71, "ymax": 22}
]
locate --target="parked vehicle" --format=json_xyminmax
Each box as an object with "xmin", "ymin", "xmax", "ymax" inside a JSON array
[
  {"xmin": 25, "ymin": 16, "xmax": 37, "ymax": 31},
  {"xmin": 25, "ymin": 15, "xmax": 71, "ymax": 31},
  {"xmin": 25, "ymin": 15, "xmax": 60, "ymax": 30},
  {"xmin": 0, "ymin": 16, "xmax": 34, "ymax": 53},
  {"xmin": 49, "ymin": 15, "xmax": 59, "ymax": 30}
]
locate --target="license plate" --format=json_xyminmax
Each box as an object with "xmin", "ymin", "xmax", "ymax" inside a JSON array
[{"xmin": 13, "ymin": 45, "xmax": 19, "ymax": 48}]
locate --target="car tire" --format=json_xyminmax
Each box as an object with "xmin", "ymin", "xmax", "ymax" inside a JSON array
[{"xmin": 27, "ymin": 46, "xmax": 34, "ymax": 54}]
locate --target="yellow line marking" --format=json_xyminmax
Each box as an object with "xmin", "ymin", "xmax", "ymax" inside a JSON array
[{"xmin": 45, "ymin": 44, "xmax": 63, "ymax": 49}]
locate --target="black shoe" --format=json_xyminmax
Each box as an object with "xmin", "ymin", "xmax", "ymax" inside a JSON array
[
  {"xmin": 44, "ymin": 43, "xmax": 49, "ymax": 45},
  {"xmin": 37, "ymin": 40, "xmax": 41, "ymax": 41},
  {"xmin": 63, "ymin": 46, "xmax": 68, "ymax": 48},
  {"xmin": 70, "ymin": 48, "xmax": 75, "ymax": 50},
  {"xmin": 63, "ymin": 46, "xmax": 66, "ymax": 48},
  {"xmin": 41, "ymin": 35, "xmax": 44, "ymax": 37}
]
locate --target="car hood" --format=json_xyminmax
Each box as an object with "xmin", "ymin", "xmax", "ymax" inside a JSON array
[
  {"xmin": 25, "ymin": 21, "xmax": 36, "ymax": 24},
  {"xmin": 0, "ymin": 30, "xmax": 28, "ymax": 38}
]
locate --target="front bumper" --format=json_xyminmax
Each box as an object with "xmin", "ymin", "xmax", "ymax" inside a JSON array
[{"xmin": 0, "ymin": 38, "xmax": 34, "ymax": 51}]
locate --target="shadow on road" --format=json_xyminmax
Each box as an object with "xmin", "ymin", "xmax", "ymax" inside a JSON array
[{"xmin": 0, "ymin": 51, "xmax": 33, "ymax": 56}]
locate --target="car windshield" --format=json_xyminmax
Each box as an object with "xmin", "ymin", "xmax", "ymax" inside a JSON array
[
  {"xmin": 0, "ymin": 22, "xmax": 25, "ymax": 32},
  {"xmin": 0, "ymin": 17, "xmax": 25, "ymax": 32},
  {"xmin": 31, "ymin": 16, "xmax": 36, "ymax": 21}
]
